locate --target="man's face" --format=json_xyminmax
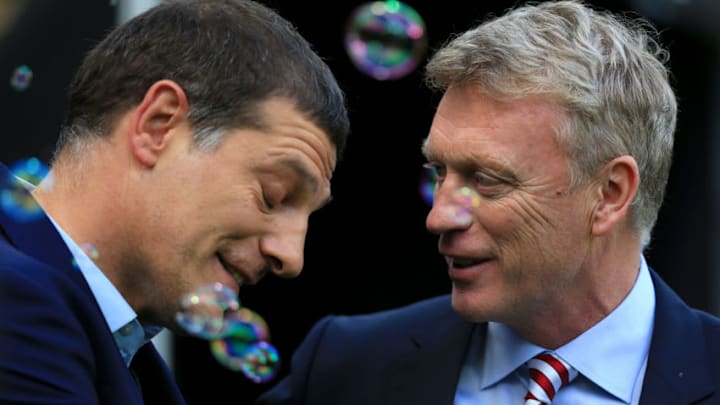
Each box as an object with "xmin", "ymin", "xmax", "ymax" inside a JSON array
[
  {"xmin": 422, "ymin": 86, "xmax": 597, "ymax": 325},
  {"xmin": 130, "ymin": 98, "xmax": 336, "ymax": 329}
]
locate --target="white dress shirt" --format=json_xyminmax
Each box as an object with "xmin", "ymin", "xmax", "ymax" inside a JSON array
[
  {"xmin": 47, "ymin": 214, "xmax": 160, "ymax": 366},
  {"xmin": 455, "ymin": 255, "xmax": 655, "ymax": 404}
]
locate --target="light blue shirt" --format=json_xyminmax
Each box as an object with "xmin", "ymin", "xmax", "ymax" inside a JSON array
[
  {"xmin": 46, "ymin": 214, "xmax": 161, "ymax": 366},
  {"xmin": 455, "ymin": 255, "xmax": 655, "ymax": 404}
]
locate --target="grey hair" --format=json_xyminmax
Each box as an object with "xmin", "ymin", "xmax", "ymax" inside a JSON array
[{"xmin": 425, "ymin": 0, "xmax": 676, "ymax": 248}]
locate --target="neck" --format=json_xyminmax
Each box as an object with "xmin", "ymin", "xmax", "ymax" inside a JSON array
[
  {"xmin": 32, "ymin": 145, "xmax": 139, "ymax": 302},
  {"xmin": 511, "ymin": 229, "xmax": 642, "ymax": 349}
]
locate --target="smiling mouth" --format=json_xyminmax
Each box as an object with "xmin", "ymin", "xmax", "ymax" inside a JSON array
[
  {"xmin": 217, "ymin": 254, "xmax": 245, "ymax": 286},
  {"xmin": 450, "ymin": 257, "xmax": 492, "ymax": 269}
]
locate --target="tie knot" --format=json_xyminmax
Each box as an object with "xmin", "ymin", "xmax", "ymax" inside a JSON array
[{"xmin": 524, "ymin": 352, "xmax": 577, "ymax": 405}]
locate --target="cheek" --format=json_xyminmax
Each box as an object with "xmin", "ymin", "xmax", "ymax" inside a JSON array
[
  {"xmin": 479, "ymin": 199, "xmax": 549, "ymax": 247},
  {"xmin": 480, "ymin": 198, "xmax": 577, "ymax": 273}
]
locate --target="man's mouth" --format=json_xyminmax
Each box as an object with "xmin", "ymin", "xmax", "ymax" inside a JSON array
[
  {"xmin": 217, "ymin": 254, "xmax": 246, "ymax": 286},
  {"xmin": 450, "ymin": 257, "xmax": 490, "ymax": 269}
]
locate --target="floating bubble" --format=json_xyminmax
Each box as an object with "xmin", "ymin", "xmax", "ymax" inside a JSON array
[
  {"xmin": 453, "ymin": 186, "xmax": 480, "ymax": 208},
  {"xmin": 222, "ymin": 307, "xmax": 270, "ymax": 342},
  {"xmin": 79, "ymin": 243, "xmax": 99, "ymax": 260},
  {"xmin": 440, "ymin": 186, "xmax": 480, "ymax": 227},
  {"xmin": 1, "ymin": 158, "xmax": 49, "ymax": 223},
  {"xmin": 177, "ymin": 284, "xmax": 279, "ymax": 382},
  {"xmin": 74, "ymin": 243, "xmax": 99, "ymax": 265},
  {"xmin": 71, "ymin": 243, "xmax": 100, "ymax": 268},
  {"xmin": 210, "ymin": 339, "xmax": 280, "ymax": 383},
  {"xmin": 419, "ymin": 167, "xmax": 437, "ymax": 206},
  {"xmin": 8, "ymin": 157, "xmax": 48, "ymax": 186},
  {"xmin": 239, "ymin": 341, "xmax": 280, "ymax": 383},
  {"xmin": 10, "ymin": 65, "xmax": 32, "ymax": 91},
  {"xmin": 175, "ymin": 282, "xmax": 240, "ymax": 339},
  {"xmin": 209, "ymin": 338, "xmax": 250, "ymax": 371},
  {"xmin": 207, "ymin": 306, "xmax": 278, "ymax": 382},
  {"xmin": 344, "ymin": 0, "xmax": 427, "ymax": 80}
]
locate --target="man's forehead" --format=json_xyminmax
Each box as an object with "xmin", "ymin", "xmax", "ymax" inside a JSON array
[{"xmin": 422, "ymin": 120, "xmax": 499, "ymax": 158}]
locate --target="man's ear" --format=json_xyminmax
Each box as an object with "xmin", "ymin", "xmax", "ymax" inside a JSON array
[
  {"xmin": 591, "ymin": 155, "xmax": 640, "ymax": 236},
  {"xmin": 129, "ymin": 80, "xmax": 189, "ymax": 168}
]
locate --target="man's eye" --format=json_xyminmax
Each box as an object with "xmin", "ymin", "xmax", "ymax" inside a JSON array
[
  {"xmin": 474, "ymin": 172, "xmax": 502, "ymax": 187},
  {"xmin": 262, "ymin": 193, "xmax": 275, "ymax": 210}
]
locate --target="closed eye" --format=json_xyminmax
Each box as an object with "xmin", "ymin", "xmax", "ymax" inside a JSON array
[{"xmin": 262, "ymin": 192, "xmax": 275, "ymax": 210}]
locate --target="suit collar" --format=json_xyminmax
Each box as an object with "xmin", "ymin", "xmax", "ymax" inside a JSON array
[
  {"xmin": 376, "ymin": 269, "xmax": 717, "ymax": 405},
  {"xmin": 131, "ymin": 344, "xmax": 186, "ymax": 404},
  {"xmin": 639, "ymin": 269, "xmax": 715, "ymax": 404},
  {"xmin": 0, "ymin": 163, "xmax": 75, "ymax": 273},
  {"xmin": 383, "ymin": 296, "xmax": 477, "ymax": 405}
]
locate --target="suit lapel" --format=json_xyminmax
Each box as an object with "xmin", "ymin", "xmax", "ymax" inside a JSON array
[
  {"xmin": 639, "ymin": 270, "xmax": 714, "ymax": 404},
  {"xmin": 0, "ymin": 164, "xmax": 75, "ymax": 272},
  {"xmin": 377, "ymin": 270, "xmax": 717, "ymax": 405},
  {"xmin": 130, "ymin": 344, "xmax": 186, "ymax": 404},
  {"xmin": 383, "ymin": 301, "xmax": 478, "ymax": 405}
]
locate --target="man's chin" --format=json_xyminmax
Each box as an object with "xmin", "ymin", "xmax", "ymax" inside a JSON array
[{"xmin": 450, "ymin": 290, "xmax": 494, "ymax": 322}]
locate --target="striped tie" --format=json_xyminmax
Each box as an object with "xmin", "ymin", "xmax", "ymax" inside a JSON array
[{"xmin": 524, "ymin": 352, "xmax": 577, "ymax": 405}]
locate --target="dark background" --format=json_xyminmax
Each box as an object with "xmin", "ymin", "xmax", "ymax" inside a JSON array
[{"xmin": 2, "ymin": 0, "xmax": 719, "ymax": 403}]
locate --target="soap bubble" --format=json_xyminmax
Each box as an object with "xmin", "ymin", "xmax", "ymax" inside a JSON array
[{"xmin": 344, "ymin": 1, "xmax": 427, "ymax": 80}]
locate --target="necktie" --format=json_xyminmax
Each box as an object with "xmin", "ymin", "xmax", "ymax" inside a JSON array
[{"xmin": 524, "ymin": 351, "xmax": 577, "ymax": 405}]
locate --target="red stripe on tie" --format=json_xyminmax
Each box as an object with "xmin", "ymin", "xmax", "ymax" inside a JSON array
[
  {"xmin": 537, "ymin": 352, "xmax": 569, "ymax": 386},
  {"xmin": 529, "ymin": 368, "xmax": 556, "ymax": 400}
]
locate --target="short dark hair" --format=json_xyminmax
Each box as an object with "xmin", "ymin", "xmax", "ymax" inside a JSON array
[{"xmin": 58, "ymin": 0, "xmax": 349, "ymax": 156}]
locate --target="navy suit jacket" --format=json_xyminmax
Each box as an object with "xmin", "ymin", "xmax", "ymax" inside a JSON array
[
  {"xmin": 257, "ymin": 271, "xmax": 720, "ymax": 404},
  {"xmin": 0, "ymin": 164, "xmax": 185, "ymax": 404}
]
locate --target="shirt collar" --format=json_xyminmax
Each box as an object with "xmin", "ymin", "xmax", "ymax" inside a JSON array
[
  {"xmin": 480, "ymin": 255, "xmax": 655, "ymax": 402},
  {"xmin": 45, "ymin": 212, "xmax": 162, "ymax": 366},
  {"xmin": 559, "ymin": 255, "xmax": 655, "ymax": 401},
  {"xmin": 479, "ymin": 321, "xmax": 544, "ymax": 389},
  {"xmin": 113, "ymin": 319, "xmax": 163, "ymax": 366}
]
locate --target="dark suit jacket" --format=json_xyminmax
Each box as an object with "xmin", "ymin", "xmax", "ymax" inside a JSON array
[
  {"xmin": 0, "ymin": 164, "xmax": 185, "ymax": 404},
  {"xmin": 257, "ymin": 270, "xmax": 720, "ymax": 405}
]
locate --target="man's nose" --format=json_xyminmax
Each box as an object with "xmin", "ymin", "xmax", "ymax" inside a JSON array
[
  {"xmin": 426, "ymin": 182, "xmax": 475, "ymax": 234},
  {"xmin": 260, "ymin": 216, "xmax": 308, "ymax": 278}
]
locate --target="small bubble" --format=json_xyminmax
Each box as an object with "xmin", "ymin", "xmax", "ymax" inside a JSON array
[
  {"xmin": 175, "ymin": 283, "xmax": 240, "ymax": 339},
  {"xmin": 343, "ymin": 1, "xmax": 427, "ymax": 80},
  {"xmin": 453, "ymin": 187, "xmax": 481, "ymax": 209},
  {"xmin": 239, "ymin": 341, "xmax": 280, "ymax": 383},
  {"xmin": 210, "ymin": 339, "xmax": 280, "ymax": 383},
  {"xmin": 224, "ymin": 307, "xmax": 270, "ymax": 342},
  {"xmin": 9, "ymin": 157, "xmax": 48, "ymax": 186},
  {"xmin": 71, "ymin": 243, "xmax": 100, "ymax": 268},
  {"xmin": 440, "ymin": 205, "xmax": 473, "ymax": 227},
  {"xmin": 1, "ymin": 158, "xmax": 49, "ymax": 223},
  {"xmin": 440, "ymin": 187, "xmax": 480, "ymax": 226},
  {"xmin": 10, "ymin": 65, "xmax": 33, "ymax": 91},
  {"xmin": 419, "ymin": 167, "xmax": 437, "ymax": 206},
  {"xmin": 79, "ymin": 243, "xmax": 99, "ymax": 260}
]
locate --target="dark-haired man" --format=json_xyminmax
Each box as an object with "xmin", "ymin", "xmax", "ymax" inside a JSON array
[{"xmin": 0, "ymin": 1, "xmax": 349, "ymax": 403}]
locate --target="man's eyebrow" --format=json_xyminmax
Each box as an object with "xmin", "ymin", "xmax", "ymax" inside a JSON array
[
  {"xmin": 278, "ymin": 158, "xmax": 320, "ymax": 193},
  {"xmin": 277, "ymin": 157, "xmax": 333, "ymax": 207}
]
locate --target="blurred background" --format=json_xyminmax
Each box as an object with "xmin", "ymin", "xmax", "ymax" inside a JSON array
[{"xmin": 2, "ymin": 0, "xmax": 719, "ymax": 403}]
